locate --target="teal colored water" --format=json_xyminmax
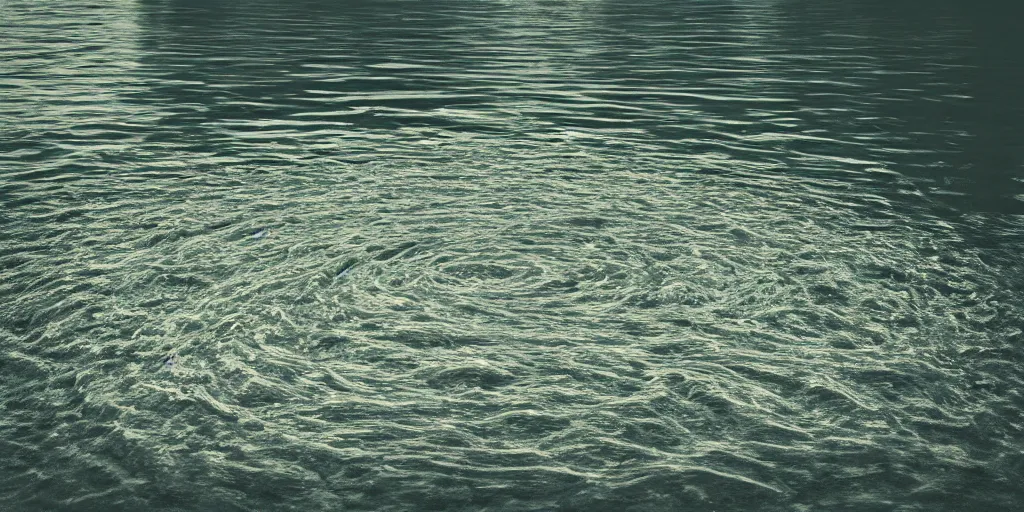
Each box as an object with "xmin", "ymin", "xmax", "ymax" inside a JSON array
[{"xmin": 2, "ymin": 1, "xmax": 1023, "ymax": 510}]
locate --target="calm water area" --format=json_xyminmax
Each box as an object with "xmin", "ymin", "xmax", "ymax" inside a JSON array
[{"xmin": 2, "ymin": 1, "xmax": 1024, "ymax": 510}]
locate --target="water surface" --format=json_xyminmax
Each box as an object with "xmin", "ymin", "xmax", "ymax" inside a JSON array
[{"xmin": 2, "ymin": 1, "xmax": 1024, "ymax": 510}]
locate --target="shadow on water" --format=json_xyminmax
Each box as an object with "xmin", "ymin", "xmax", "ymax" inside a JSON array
[
  {"xmin": 133, "ymin": 0, "xmax": 1024, "ymax": 215},
  {"xmin": 773, "ymin": 0, "xmax": 1024, "ymax": 216},
  {"xmin": 132, "ymin": 0, "xmax": 506, "ymax": 135}
]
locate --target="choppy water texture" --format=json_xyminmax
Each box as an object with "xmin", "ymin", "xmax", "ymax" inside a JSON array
[{"xmin": 3, "ymin": 1, "xmax": 1024, "ymax": 510}]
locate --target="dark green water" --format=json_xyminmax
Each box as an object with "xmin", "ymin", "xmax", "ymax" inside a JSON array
[{"xmin": 3, "ymin": 1, "xmax": 1024, "ymax": 510}]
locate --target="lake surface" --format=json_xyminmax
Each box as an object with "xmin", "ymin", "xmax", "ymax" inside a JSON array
[{"xmin": 2, "ymin": 1, "xmax": 1023, "ymax": 510}]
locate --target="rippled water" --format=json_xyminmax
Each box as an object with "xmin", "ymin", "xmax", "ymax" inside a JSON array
[{"xmin": 3, "ymin": 1, "xmax": 1024, "ymax": 510}]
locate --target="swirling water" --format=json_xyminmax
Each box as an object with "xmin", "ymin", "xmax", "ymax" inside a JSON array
[{"xmin": 2, "ymin": 1, "xmax": 1024, "ymax": 510}]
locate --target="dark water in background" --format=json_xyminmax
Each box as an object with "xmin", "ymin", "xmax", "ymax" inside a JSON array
[{"xmin": 2, "ymin": 0, "xmax": 1024, "ymax": 510}]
